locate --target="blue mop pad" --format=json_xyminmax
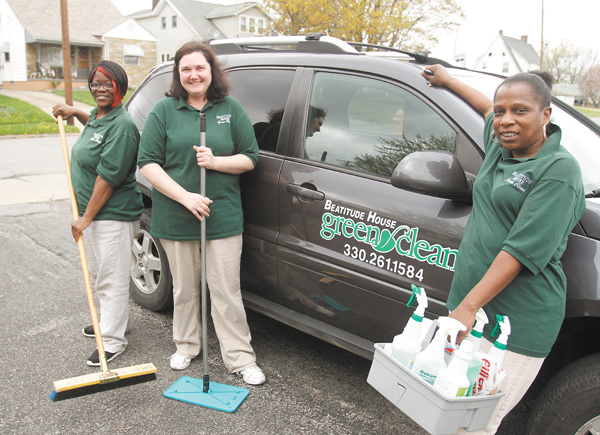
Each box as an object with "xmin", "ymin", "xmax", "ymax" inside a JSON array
[{"xmin": 163, "ymin": 376, "xmax": 249, "ymax": 412}]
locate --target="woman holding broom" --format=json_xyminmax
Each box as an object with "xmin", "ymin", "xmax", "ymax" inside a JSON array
[
  {"xmin": 137, "ymin": 40, "xmax": 264, "ymax": 385},
  {"xmin": 53, "ymin": 60, "xmax": 143, "ymax": 367}
]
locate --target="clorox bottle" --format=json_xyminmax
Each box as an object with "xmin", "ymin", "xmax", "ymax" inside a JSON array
[
  {"xmin": 413, "ymin": 317, "xmax": 467, "ymax": 385},
  {"xmin": 391, "ymin": 284, "xmax": 428, "ymax": 369}
]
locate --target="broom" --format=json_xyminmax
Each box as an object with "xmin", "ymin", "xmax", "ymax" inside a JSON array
[{"xmin": 50, "ymin": 114, "xmax": 157, "ymax": 401}]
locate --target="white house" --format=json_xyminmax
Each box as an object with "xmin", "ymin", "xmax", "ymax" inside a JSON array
[
  {"xmin": 473, "ymin": 30, "xmax": 540, "ymax": 76},
  {"xmin": 0, "ymin": 0, "xmax": 156, "ymax": 90},
  {"xmin": 132, "ymin": 0, "xmax": 273, "ymax": 64}
]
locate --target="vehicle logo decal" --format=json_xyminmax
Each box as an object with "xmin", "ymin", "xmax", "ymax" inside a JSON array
[{"xmin": 320, "ymin": 200, "xmax": 457, "ymax": 272}]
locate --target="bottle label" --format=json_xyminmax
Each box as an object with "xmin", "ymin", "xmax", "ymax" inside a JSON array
[{"xmin": 417, "ymin": 370, "xmax": 436, "ymax": 385}]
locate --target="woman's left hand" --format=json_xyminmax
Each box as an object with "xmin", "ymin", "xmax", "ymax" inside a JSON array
[
  {"xmin": 194, "ymin": 146, "xmax": 215, "ymax": 170},
  {"xmin": 71, "ymin": 216, "xmax": 92, "ymax": 241}
]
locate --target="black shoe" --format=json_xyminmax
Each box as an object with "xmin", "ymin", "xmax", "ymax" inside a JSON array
[
  {"xmin": 86, "ymin": 349, "xmax": 123, "ymax": 367},
  {"xmin": 82, "ymin": 325, "xmax": 95, "ymax": 337}
]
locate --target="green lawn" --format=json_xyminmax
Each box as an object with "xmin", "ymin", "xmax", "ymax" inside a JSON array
[
  {"xmin": 52, "ymin": 88, "xmax": 135, "ymax": 106},
  {"xmin": 574, "ymin": 105, "xmax": 600, "ymax": 118},
  {"xmin": 0, "ymin": 95, "xmax": 79, "ymax": 136}
]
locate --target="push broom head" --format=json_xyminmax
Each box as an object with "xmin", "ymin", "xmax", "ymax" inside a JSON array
[{"xmin": 50, "ymin": 363, "xmax": 157, "ymax": 401}]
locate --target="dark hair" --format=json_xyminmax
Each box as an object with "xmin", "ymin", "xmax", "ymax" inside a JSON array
[
  {"xmin": 309, "ymin": 106, "xmax": 327, "ymax": 120},
  {"xmin": 88, "ymin": 60, "xmax": 128, "ymax": 107},
  {"xmin": 495, "ymin": 72, "xmax": 552, "ymax": 108},
  {"xmin": 167, "ymin": 40, "xmax": 229, "ymax": 101},
  {"xmin": 528, "ymin": 70, "xmax": 555, "ymax": 90}
]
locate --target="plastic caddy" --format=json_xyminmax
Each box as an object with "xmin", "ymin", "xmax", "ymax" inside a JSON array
[{"xmin": 367, "ymin": 343, "xmax": 504, "ymax": 435}]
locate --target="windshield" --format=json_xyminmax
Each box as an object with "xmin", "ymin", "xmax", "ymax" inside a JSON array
[{"xmin": 452, "ymin": 70, "xmax": 600, "ymax": 194}]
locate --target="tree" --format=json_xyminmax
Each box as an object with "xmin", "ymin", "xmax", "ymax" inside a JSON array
[
  {"xmin": 543, "ymin": 40, "xmax": 600, "ymax": 84},
  {"xmin": 579, "ymin": 65, "xmax": 600, "ymax": 108},
  {"xmin": 262, "ymin": 0, "xmax": 464, "ymax": 51}
]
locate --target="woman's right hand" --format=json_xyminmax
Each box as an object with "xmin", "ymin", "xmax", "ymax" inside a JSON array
[
  {"xmin": 52, "ymin": 103, "xmax": 76, "ymax": 121},
  {"xmin": 421, "ymin": 64, "xmax": 453, "ymax": 88},
  {"xmin": 182, "ymin": 192, "xmax": 213, "ymax": 221}
]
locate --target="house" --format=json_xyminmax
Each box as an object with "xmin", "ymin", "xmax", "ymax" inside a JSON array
[
  {"xmin": 473, "ymin": 30, "xmax": 540, "ymax": 76},
  {"xmin": 0, "ymin": 0, "xmax": 156, "ymax": 90},
  {"xmin": 132, "ymin": 0, "xmax": 273, "ymax": 64}
]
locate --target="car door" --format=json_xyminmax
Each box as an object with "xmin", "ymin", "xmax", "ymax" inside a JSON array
[{"xmin": 277, "ymin": 69, "xmax": 477, "ymax": 345}]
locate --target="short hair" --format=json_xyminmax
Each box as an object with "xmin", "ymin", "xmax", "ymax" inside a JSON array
[
  {"xmin": 495, "ymin": 72, "xmax": 552, "ymax": 108},
  {"xmin": 167, "ymin": 40, "xmax": 229, "ymax": 101},
  {"xmin": 88, "ymin": 60, "xmax": 128, "ymax": 107}
]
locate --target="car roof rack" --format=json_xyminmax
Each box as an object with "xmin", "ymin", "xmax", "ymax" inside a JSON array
[{"xmin": 210, "ymin": 33, "xmax": 359, "ymax": 55}]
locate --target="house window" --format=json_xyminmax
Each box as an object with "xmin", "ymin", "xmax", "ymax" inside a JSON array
[
  {"xmin": 502, "ymin": 63, "xmax": 509, "ymax": 73},
  {"xmin": 123, "ymin": 44, "xmax": 144, "ymax": 66},
  {"xmin": 161, "ymin": 16, "xmax": 166, "ymax": 29},
  {"xmin": 172, "ymin": 15, "xmax": 177, "ymax": 28},
  {"xmin": 4, "ymin": 52, "xmax": 9, "ymax": 62},
  {"xmin": 239, "ymin": 15, "xmax": 265, "ymax": 34}
]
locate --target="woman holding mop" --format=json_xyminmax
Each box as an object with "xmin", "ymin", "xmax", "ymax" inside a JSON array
[
  {"xmin": 422, "ymin": 65, "xmax": 585, "ymax": 434},
  {"xmin": 137, "ymin": 41, "xmax": 264, "ymax": 385},
  {"xmin": 52, "ymin": 60, "xmax": 143, "ymax": 367}
]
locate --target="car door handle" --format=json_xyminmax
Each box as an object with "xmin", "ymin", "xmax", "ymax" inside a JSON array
[{"xmin": 285, "ymin": 183, "xmax": 325, "ymax": 201}]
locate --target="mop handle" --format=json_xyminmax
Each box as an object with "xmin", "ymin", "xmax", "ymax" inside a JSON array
[
  {"xmin": 200, "ymin": 113, "xmax": 210, "ymax": 392},
  {"xmin": 56, "ymin": 115, "xmax": 110, "ymax": 373}
]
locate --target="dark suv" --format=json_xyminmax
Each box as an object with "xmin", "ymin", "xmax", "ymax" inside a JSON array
[{"xmin": 126, "ymin": 35, "xmax": 600, "ymax": 434}]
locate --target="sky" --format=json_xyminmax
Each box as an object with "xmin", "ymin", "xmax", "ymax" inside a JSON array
[{"xmin": 112, "ymin": 0, "xmax": 599, "ymax": 68}]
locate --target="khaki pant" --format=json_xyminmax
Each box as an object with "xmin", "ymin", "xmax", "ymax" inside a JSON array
[
  {"xmin": 161, "ymin": 235, "xmax": 256, "ymax": 372},
  {"xmin": 457, "ymin": 337, "xmax": 545, "ymax": 435}
]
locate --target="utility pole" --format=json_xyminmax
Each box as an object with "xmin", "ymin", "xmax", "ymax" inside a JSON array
[
  {"xmin": 60, "ymin": 0, "xmax": 74, "ymax": 125},
  {"xmin": 540, "ymin": 0, "xmax": 544, "ymax": 70}
]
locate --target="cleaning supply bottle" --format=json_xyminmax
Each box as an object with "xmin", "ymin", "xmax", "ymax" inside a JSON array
[
  {"xmin": 464, "ymin": 308, "xmax": 489, "ymax": 354},
  {"xmin": 391, "ymin": 284, "xmax": 428, "ymax": 369},
  {"xmin": 473, "ymin": 314, "xmax": 511, "ymax": 396},
  {"xmin": 433, "ymin": 339, "xmax": 473, "ymax": 397},
  {"xmin": 413, "ymin": 316, "xmax": 467, "ymax": 385}
]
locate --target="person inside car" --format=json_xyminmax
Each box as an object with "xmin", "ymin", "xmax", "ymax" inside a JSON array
[
  {"xmin": 422, "ymin": 65, "xmax": 585, "ymax": 435},
  {"xmin": 137, "ymin": 40, "xmax": 265, "ymax": 385},
  {"xmin": 52, "ymin": 60, "xmax": 143, "ymax": 367}
]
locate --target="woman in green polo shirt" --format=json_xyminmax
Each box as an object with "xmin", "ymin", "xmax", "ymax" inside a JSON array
[
  {"xmin": 52, "ymin": 60, "xmax": 143, "ymax": 367},
  {"xmin": 137, "ymin": 41, "xmax": 264, "ymax": 385},
  {"xmin": 422, "ymin": 66, "xmax": 585, "ymax": 434}
]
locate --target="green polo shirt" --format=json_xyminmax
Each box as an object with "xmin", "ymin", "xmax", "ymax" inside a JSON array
[
  {"xmin": 447, "ymin": 114, "xmax": 585, "ymax": 357},
  {"xmin": 70, "ymin": 104, "xmax": 143, "ymax": 221},
  {"xmin": 137, "ymin": 96, "xmax": 258, "ymax": 240}
]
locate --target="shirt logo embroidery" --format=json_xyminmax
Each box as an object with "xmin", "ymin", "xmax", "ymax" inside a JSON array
[
  {"xmin": 217, "ymin": 114, "xmax": 231, "ymax": 124},
  {"xmin": 505, "ymin": 171, "xmax": 532, "ymax": 192},
  {"xmin": 90, "ymin": 133, "xmax": 103, "ymax": 144}
]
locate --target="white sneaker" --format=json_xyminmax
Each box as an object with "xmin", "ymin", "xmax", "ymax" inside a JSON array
[
  {"xmin": 237, "ymin": 365, "xmax": 265, "ymax": 385},
  {"xmin": 169, "ymin": 353, "xmax": 192, "ymax": 370}
]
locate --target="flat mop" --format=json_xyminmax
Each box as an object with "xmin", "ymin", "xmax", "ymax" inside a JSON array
[
  {"xmin": 50, "ymin": 115, "xmax": 157, "ymax": 401},
  {"xmin": 163, "ymin": 113, "xmax": 249, "ymax": 412}
]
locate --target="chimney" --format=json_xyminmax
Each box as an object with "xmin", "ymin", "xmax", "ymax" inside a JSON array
[
  {"xmin": 521, "ymin": 35, "xmax": 528, "ymax": 43},
  {"xmin": 153, "ymin": 0, "xmax": 159, "ymax": 9},
  {"xmin": 499, "ymin": 30, "xmax": 503, "ymax": 36}
]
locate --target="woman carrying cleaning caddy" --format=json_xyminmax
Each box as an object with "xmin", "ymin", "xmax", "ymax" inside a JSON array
[
  {"xmin": 137, "ymin": 41, "xmax": 264, "ymax": 385},
  {"xmin": 422, "ymin": 65, "xmax": 585, "ymax": 434}
]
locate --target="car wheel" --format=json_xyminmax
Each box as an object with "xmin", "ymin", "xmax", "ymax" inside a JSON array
[
  {"xmin": 526, "ymin": 352, "xmax": 600, "ymax": 435},
  {"xmin": 130, "ymin": 211, "xmax": 173, "ymax": 311}
]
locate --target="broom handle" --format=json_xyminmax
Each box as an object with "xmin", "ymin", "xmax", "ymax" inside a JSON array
[
  {"xmin": 200, "ymin": 113, "xmax": 209, "ymax": 392},
  {"xmin": 57, "ymin": 115, "xmax": 110, "ymax": 373}
]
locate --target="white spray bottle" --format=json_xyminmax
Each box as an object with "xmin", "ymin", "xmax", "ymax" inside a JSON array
[
  {"xmin": 465, "ymin": 308, "xmax": 489, "ymax": 354},
  {"xmin": 413, "ymin": 316, "xmax": 467, "ymax": 385},
  {"xmin": 391, "ymin": 284, "xmax": 428, "ymax": 369},
  {"xmin": 463, "ymin": 308, "xmax": 489, "ymax": 395},
  {"xmin": 474, "ymin": 314, "xmax": 511, "ymax": 396},
  {"xmin": 434, "ymin": 339, "xmax": 474, "ymax": 397}
]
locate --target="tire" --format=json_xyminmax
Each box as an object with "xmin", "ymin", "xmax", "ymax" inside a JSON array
[
  {"xmin": 129, "ymin": 211, "xmax": 173, "ymax": 311},
  {"xmin": 526, "ymin": 352, "xmax": 600, "ymax": 435}
]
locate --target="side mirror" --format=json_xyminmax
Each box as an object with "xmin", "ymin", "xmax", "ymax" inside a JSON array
[{"xmin": 391, "ymin": 151, "xmax": 473, "ymax": 202}]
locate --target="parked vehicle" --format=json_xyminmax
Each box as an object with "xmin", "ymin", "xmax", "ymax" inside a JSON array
[{"xmin": 126, "ymin": 34, "xmax": 600, "ymax": 434}]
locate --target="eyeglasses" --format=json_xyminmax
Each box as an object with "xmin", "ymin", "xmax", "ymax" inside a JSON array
[{"xmin": 89, "ymin": 82, "xmax": 114, "ymax": 90}]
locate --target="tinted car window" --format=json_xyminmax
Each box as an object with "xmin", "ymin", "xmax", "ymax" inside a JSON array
[
  {"xmin": 227, "ymin": 68, "xmax": 295, "ymax": 152},
  {"xmin": 127, "ymin": 68, "xmax": 172, "ymax": 131},
  {"xmin": 305, "ymin": 72, "xmax": 456, "ymax": 177}
]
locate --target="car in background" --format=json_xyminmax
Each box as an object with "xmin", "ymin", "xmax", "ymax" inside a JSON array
[{"xmin": 126, "ymin": 34, "xmax": 600, "ymax": 434}]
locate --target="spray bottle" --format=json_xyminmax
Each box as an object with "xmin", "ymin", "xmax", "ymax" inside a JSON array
[
  {"xmin": 473, "ymin": 314, "xmax": 511, "ymax": 396},
  {"xmin": 462, "ymin": 308, "xmax": 489, "ymax": 395},
  {"xmin": 391, "ymin": 284, "xmax": 428, "ymax": 369},
  {"xmin": 433, "ymin": 339, "xmax": 474, "ymax": 398},
  {"xmin": 413, "ymin": 316, "xmax": 467, "ymax": 385}
]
